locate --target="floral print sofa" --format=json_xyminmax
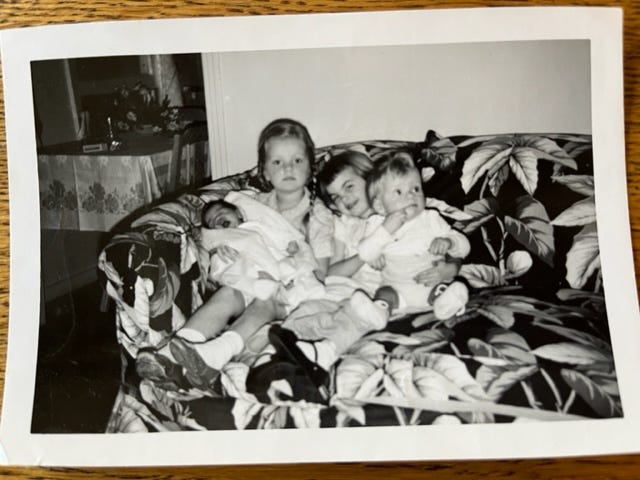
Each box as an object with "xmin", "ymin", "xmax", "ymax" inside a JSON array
[{"xmin": 98, "ymin": 130, "xmax": 621, "ymax": 432}]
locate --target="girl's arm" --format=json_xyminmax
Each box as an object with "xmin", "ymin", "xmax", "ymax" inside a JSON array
[
  {"xmin": 327, "ymin": 253, "xmax": 366, "ymax": 278},
  {"xmin": 326, "ymin": 236, "xmax": 385, "ymax": 277},
  {"xmin": 307, "ymin": 200, "xmax": 335, "ymax": 275},
  {"xmin": 326, "ymin": 236, "xmax": 364, "ymax": 277}
]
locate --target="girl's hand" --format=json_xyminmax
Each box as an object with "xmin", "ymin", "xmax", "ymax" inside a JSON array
[
  {"xmin": 429, "ymin": 237, "xmax": 453, "ymax": 255},
  {"xmin": 382, "ymin": 209, "xmax": 408, "ymax": 234},
  {"xmin": 413, "ymin": 260, "xmax": 459, "ymax": 286},
  {"xmin": 367, "ymin": 255, "xmax": 386, "ymax": 271},
  {"xmin": 216, "ymin": 245, "xmax": 240, "ymax": 263}
]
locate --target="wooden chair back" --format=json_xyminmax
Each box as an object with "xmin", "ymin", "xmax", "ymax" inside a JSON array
[{"xmin": 168, "ymin": 122, "xmax": 209, "ymax": 192}]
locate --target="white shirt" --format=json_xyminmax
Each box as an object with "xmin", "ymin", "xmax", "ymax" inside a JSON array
[
  {"xmin": 327, "ymin": 214, "xmax": 382, "ymax": 298},
  {"xmin": 359, "ymin": 209, "xmax": 470, "ymax": 306}
]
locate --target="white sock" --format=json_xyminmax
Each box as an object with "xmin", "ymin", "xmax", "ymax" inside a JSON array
[
  {"xmin": 176, "ymin": 327, "xmax": 207, "ymax": 343},
  {"xmin": 192, "ymin": 330, "xmax": 244, "ymax": 370},
  {"xmin": 297, "ymin": 339, "xmax": 337, "ymax": 371}
]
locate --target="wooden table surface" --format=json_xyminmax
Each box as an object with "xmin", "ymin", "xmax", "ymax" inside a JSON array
[{"xmin": 1, "ymin": 0, "xmax": 639, "ymax": 478}]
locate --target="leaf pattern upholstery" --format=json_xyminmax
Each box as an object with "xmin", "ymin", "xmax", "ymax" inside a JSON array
[{"xmin": 100, "ymin": 131, "xmax": 619, "ymax": 432}]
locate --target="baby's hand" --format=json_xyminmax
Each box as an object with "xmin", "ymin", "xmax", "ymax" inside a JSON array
[
  {"xmin": 367, "ymin": 255, "xmax": 386, "ymax": 271},
  {"xmin": 413, "ymin": 259, "xmax": 459, "ymax": 286},
  {"xmin": 286, "ymin": 240, "xmax": 300, "ymax": 255},
  {"xmin": 429, "ymin": 237, "xmax": 453, "ymax": 255},
  {"xmin": 382, "ymin": 209, "xmax": 408, "ymax": 234},
  {"xmin": 216, "ymin": 245, "xmax": 240, "ymax": 263}
]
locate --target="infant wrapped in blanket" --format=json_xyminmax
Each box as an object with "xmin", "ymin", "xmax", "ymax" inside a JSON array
[{"xmin": 200, "ymin": 191, "xmax": 325, "ymax": 313}]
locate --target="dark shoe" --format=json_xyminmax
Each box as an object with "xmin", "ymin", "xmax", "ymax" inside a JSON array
[
  {"xmin": 267, "ymin": 325, "xmax": 330, "ymax": 402},
  {"xmin": 169, "ymin": 337, "xmax": 220, "ymax": 390},
  {"xmin": 246, "ymin": 357, "xmax": 329, "ymax": 405},
  {"xmin": 136, "ymin": 349, "xmax": 188, "ymax": 391}
]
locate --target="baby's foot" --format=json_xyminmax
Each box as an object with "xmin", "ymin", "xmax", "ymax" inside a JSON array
[
  {"xmin": 431, "ymin": 281, "xmax": 469, "ymax": 320},
  {"xmin": 373, "ymin": 286, "xmax": 400, "ymax": 315},
  {"xmin": 349, "ymin": 290, "xmax": 390, "ymax": 331}
]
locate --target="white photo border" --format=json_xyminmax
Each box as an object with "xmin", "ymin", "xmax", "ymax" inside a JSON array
[{"xmin": 1, "ymin": 6, "xmax": 637, "ymax": 466}]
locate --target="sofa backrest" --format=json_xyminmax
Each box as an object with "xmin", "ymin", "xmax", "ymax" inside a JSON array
[{"xmin": 99, "ymin": 130, "xmax": 595, "ymax": 356}]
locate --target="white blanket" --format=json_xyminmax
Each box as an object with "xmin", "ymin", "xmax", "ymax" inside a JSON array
[{"xmin": 200, "ymin": 191, "xmax": 324, "ymax": 310}]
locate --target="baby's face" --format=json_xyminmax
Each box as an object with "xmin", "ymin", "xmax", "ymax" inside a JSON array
[
  {"xmin": 326, "ymin": 166, "xmax": 371, "ymax": 218},
  {"xmin": 374, "ymin": 168, "xmax": 425, "ymax": 219},
  {"xmin": 203, "ymin": 204, "xmax": 242, "ymax": 229}
]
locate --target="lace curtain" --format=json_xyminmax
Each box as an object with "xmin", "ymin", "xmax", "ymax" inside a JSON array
[{"xmin": 139, "ymin": 55, "xmax": 183, "ymax": 107}]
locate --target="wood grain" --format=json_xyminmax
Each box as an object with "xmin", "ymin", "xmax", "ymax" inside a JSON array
[{"xmin": 1, "ymin": 0, "xmax": 639, "ymax": 478}]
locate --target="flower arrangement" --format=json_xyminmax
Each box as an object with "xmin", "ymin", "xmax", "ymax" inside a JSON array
[{"xmin": 111, "ymin": 81, "xmax": 180, "ymax": 133}]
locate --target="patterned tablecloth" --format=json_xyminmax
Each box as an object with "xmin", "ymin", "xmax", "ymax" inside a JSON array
[{"xmin": 38, "ymin": 138, "xmax": 209, "ymax": 232}]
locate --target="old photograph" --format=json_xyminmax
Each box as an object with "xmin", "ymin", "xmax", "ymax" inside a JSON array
[
  {"xmin": 1, "ymin": 8, "xmax": 636, "ymax": 466},
  {"xmin": 34, "ymin": 39, "xmax": 614, "ymax": 433}
]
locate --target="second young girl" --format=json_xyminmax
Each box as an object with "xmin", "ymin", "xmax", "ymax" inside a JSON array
[{"xmin": 249, "ymin": 149, "xmax": 461, "ymax": 401}]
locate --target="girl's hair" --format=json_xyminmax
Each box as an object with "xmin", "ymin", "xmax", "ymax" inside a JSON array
[
  {"xmin": 316, "ymin": 150, "xmax": 374, "ymax": 213},
  {"xmin": 257, "ymin": 118, "xmax": 316, "ymax": 193},
  {"xmin": 366, "ymin": 151, "xmax": 417, "ymax": 204}
]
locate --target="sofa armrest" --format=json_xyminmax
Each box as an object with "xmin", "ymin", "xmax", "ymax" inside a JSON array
[{"xmin": 99, "ymin": 193, "xmax": 209, "ymax": 358}]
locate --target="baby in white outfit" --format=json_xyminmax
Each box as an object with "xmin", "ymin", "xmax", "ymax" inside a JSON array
[
  {"xmin": 201, "ymin": 191, "xmax": 325, "ymax": 313},
  {"xmin": 359, "ymin": 152, "xmax": 470, "ymax": 318}
]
